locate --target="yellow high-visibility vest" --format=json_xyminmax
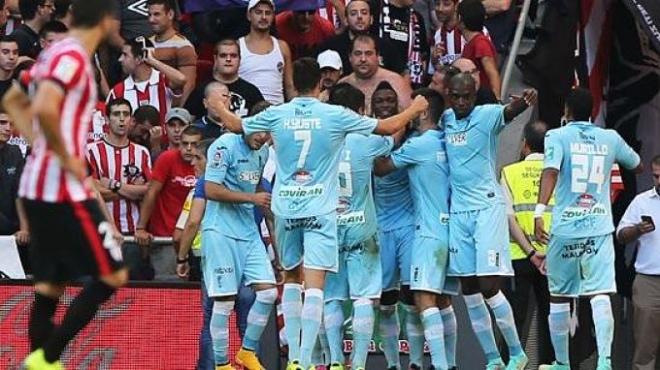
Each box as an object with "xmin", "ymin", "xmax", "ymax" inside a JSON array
[{"xmin": 501, "ymin": 157, "xmax": 554, "ymax": 260}]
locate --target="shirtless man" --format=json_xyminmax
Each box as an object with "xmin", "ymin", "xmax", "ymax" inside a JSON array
[{"xmin": 339, "ymin": 34, "xmax": 412, "ymax": 115}]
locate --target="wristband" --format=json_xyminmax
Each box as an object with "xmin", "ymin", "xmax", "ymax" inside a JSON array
[
  {"xmin": 176, "ymin": 256, "xmax": 189, "ymax": 264},
  {"xmin": 534, "ymin": 204, "xmax": 546, "ymax": 218}
]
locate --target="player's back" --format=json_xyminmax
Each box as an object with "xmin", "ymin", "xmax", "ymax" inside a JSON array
[
  {"xmin": 20, "ymin": 37, "xmax": 97, "ymax": 203},
  {"xmin": 374, "ymin": 168, "xmax": 415, "ymax": 231},
  {"xmin": 545, "ymin": 121, "xmax": 640, "ymax": 238},
  {"xmin": 338, "ymin": 134, "xmax": 393, "ymax": 246},
  {"xmin": 395, "ymin": 129, "xmax": 451, "ymax": 239},
  {"xmin": 242, "ymin": 97, "xmax": 377, "ymax": 218}
]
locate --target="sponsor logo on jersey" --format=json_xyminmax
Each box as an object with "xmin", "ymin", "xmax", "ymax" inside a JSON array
[
  {"xmin": 239, "ymin": 170, "xmax": 261, "ymax": 184},
  {"xmin": 447, "ymin": 132, "xmax": 467, "ymax": 146},
  {"xmin": 337, "ymin": 211, "xmax": 365, "ymax": 226}
]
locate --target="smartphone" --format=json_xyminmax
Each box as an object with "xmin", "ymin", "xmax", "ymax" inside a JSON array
[
  {"xmin": 135, "ymin": 36, "xmax": 148, "ymax": 59},
  {"xmin": 641, "ymin": 215, "xmax": 655, "ymax": 230}
]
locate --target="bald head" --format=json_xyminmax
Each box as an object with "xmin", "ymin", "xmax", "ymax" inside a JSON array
[
  {"xmin": 448, "ymin": 73, "xmax": 477, "ymax": 118},
  {"xmin": 204, "ymin": 81, "xmax": 229, "ymax": 99},
  {"xmin": 452, "ymin": 58, "xmax": 480, "ymax": 88}
]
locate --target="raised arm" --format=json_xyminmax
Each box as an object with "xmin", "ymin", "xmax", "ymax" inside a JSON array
[
  {"xmin": 503, "ymin": 88, "xmax": 537, "ymax": 122},
  {"xmin": 146, "ymin": 49, "xmax": 187, "ymax": 92}
]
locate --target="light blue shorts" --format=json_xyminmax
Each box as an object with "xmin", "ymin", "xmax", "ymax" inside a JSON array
[
  {"xmin": 410, "ymin": 232, "xmax": 459, "ymax": 296},
  {"xmin": 201, "ymin": 230, "xmax": 276, "ymax": 297},
  {"xmin": 448, "ymin": 204, "xmax": 514, "ymax": 277},
  {"xmin": 275, "ymin": 212, "xmax": 338, "ymax": 272},
  {"xmin": 379, "ymin": 224, "xmax": 415, "ymax": 291},
  {"xmin": 325, "ymin": 235, "xmax": 383, "ymax": 301},
  {"xmin": 547, "ymin": 234, "xmax": 616, "ymax": 297}
]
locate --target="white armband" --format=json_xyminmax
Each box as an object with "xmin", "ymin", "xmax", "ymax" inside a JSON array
[{"xmin": 534, "ymin": 204, "xmax": 547, "ymax": 218}]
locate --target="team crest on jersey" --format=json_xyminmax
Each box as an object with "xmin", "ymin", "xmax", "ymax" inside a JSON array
[
  {"xmin": 211, "ymin": 148, "xmax": 224, "ymax": 168},
  {"xmin": 293, "ymin": 170, "xmax": 312, "ymax": 184},
  {"xmin": 447, "ymin": 132, "xmax": 467, "ymax": 146},
  {"xmin": 577, "ymin": 193, "xmax": 595, "ymax": 208}
]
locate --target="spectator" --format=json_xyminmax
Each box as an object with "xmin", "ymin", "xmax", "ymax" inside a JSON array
[
  {"xmin": 185, "ymin": 39, "xmax": 265, "ymax": 119},
  {"xmin": 52, "ymin": 0, "xmax": 70, "ymax": 27},
  {"xmin": 372, "ymin": 0, "xmax": 429, "ymax": 86},
  {"xmin": 275, "ymin": 4, "xmax": 335, "ymax": 59},
  {"xmin": 0, "ymin": 0, "xmax": 9, "ymax": 36},
  {"xmin": 11, "ymin": 0, "xmax": 53, "ymax": 58},
  {"xmin": 108, "ymin": 37, "xmax": 186, "ymax": 131},
  {"xmin": 452, "ymin": 57, "xmax": 497, "ymax": 104},
  {"xmin": 131, "ymin": 104, "xmax": 164, "ymax": 157},
  {"xmin": 428, "ymin": 63, "xmax": 455, "ymax": 96},
  {"xmin": 86, "ymin": 98, "xmax": 152, "ymax": 280},
  {"xmin": 339, "ymin": 34, "xmax": 412, "ymax": 114},
  {"xmin": 457, "ymin": 0, "xmax": 501, "ymax": 100},
  {"xmin": 617, "ymin": 155, "xmax": 660, "ymax": 370},
  {"xmin": 317, "ymin": 49, "xmax": 342, "ymax": 92},
  {"xmin": 147, "ymin": 0, "xmax": 197, "ymax": 105},
  {"xmin": 482, "ymin": 0, "xmax": 516, "ymax": 55},
  {"xmin": 318, "ymin": 0, "xmax": 404, "ymax": 75},
  {"xmin": 0, "ymin": 35, "xmax": 18, "ymax": 98},
  {"xmin": 0, "ymin": 108, "xmax": 23, "ymax": 236},
  {"xmin": 134, "ymin": 125, "xmax": 201, "ymax": 280},
  {"xmin": 37, "ymin": 19, "xmax": 66, "ymax": 49},
  {"xmin": 239, "ymin": 0, "xmax": 294, "ymax": 104},
  {"xmin": 500, "ymin": 120, "xmax": 554, "ymax": 365},
  {"xmin": 114, "ymin": 0, "xmax": 152, "ymax": 42},
  {"xmin": 430, "ymin": 0, "xmax": 490, "ymax": 69},
  {"xmin": 192, "ymin": 81, "xmax": 231, "ymax": 139},
  {"xmin": 164, "ymin": 107, "xmax": 192, "ymax": 150}
]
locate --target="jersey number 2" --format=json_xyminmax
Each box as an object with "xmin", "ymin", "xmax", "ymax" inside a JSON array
[{"xmin": 571, "ymin": 154, "xmax": 605, "ymax": 194}]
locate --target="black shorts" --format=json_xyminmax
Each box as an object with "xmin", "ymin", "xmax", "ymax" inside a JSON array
[{"xmin": 22, "ymin": 199, "xmax": 124, "ymax": 283}]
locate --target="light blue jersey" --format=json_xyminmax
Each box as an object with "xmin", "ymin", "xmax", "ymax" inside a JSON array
[
  {"xmin": 444, "ymin": 105, "xmax": 506, "ymax": 212},
  {"xmin": 544, "ymin": 121, "xmax": 640, "ymax": 238},
  {"xmin": 203, "ymin": 133, "xmax": 269, "ymax": 240},
  {"xmin": 391, "ymin": 129, "xmax": 451, "ymax": 239},
  {"xmin": 242, "ymin": 97, "xmax": 378, "ymax": 218},
  {"xmin": 374, "ymin": 169, "xmax": 416, "ymax": 231},
  {"xmin": 337, "ymin": 134, "xmax": 394, "ymax": 246}
]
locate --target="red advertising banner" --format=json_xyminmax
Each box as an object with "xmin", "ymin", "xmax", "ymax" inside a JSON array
[{"xmin": 0, "ymin": 282, "xmax": 240, "ymax": 370}]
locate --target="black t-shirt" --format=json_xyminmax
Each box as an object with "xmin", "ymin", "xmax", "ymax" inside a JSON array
[
  {"xmin": 192, "ymin": 116, "xmax": 228, "ymax": 140},
  {"xmin": 0, "ymin": 78, "xmax": 13, "ymax": 100},
  {"xmin": 317, "ymin": 31, "xmax": 406, "ymax": 75},
  {"xmin": 0, "ymin": 144, "xmax": 24, "ymax": 234},
  {"xmin": 371, "ymin": 1, "xmax": 429, "ymax": 76},
  {"xmin": 185, "ymin": 77, "xmax": 265, "ymax": 119},
  {"xmin": 116, "ymin": 0, "xmax": 154, "ymax": 41},
  {"xmin": 12, "ymin": 24, "xmax": 40, "ymax": 59}
]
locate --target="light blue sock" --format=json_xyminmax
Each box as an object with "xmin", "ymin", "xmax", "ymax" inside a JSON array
[
  {"xmin": 403, "ymin": 304, "xmax": 424, "ymax": 367},
  {"xmin": 379, "ymin": 304, "xmax": 401, "ymax": 369},
  {"xmin": 440, "ymin": 306, "xmax": 457, "ymax": 368},
  {"xmin": 318, "ymin": 322, "xmax": 331, "ymax": 365},
  {"xmin": 282, "ymin": 283, "xmax": 303, "ymax": 362},
  {"xmin": 243, "ymin": 288, "xmax": 276, "ymax": 351},
  {"xmin": 352, "ymin": 298, "xmax": 375, "ymax": 368},
  {"xmin": 312, "ymin": 337, "xmax": 324, "ymax": 365},
  {"xmin": 422, "ymin": 307, "xmax": 448, "ymax": 370},
  {"xmin": 464, "ymin": 293, "xmax": 501, "ymax": 362},
  {"xmin": 300, "ymin": 288, "xmax": 324, "ymax": 368},
  {"xmin": 324, "ymin": 299, "xmax": 345, "ymax": 364},
  {"xmin": 548, "ymin": 302, "xmax": 570, "ymax": 365},
  {"xmin": 486, "ymin": 291, "xmax": 523, "ymax": 357},
  {"xmin": 210, "ymin": 300, "xmax": 233, "ymax": 365},
  {"xmin": 591, "ymin": 295, "xmax": 614, "ymax": 365}
]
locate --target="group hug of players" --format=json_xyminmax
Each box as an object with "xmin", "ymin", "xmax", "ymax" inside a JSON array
[{"xmin": 197, "ymin": 53, "xmax": 640, "ymax": 370}]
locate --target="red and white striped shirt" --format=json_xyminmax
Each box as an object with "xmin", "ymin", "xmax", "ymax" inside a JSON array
[
  {"xmin": 107, "ymin": 69, "xmax": 178, "ymax": 127},
  {"xmin": 86, "ymin": 140, "xmax": 152, "ymax": 234},
  {"xmin": 429, "ymin": 25, "xmax": 490, "ymax": 72},
  {"xmin": 19, "ymin": 37, "xmax": 96, "ymax": 203}
]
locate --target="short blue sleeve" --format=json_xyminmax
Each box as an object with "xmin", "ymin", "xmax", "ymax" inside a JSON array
[
  {"xmin": 336, "ymin": 106, "xmax": 378, "ymax": 136},
  {"xmin": 366, "ymin": 136, "xmax": 394, "ymax": 158},
  {"xmin": 243, "ymin": 107, "xmax": 276, "ymax": 136},
  {"xmin": 614, "ymin": 133, "xmax": 641, "ymax": 170},
  {"xmin": 205, "ymin": 139, "xmax": 232, "ymax": 185},
  {"xmin": 484, "ymin": 104, "xmax": 506, "ymax": 134},
  {"xmin": 391, "ymin": 136, "xmax": 424, "ymax": 169},
  {"xmin": 193, "ymin": 175, "xmax": 206, "ymax": 199},
  {"xmin": 544, "ymin": 129, "xmax": 563, "ymax": 170}
]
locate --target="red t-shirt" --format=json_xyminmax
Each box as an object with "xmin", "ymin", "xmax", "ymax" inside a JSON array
[
  {"xmin": 461, "ymin": 33, "xmax": 498, "ymax": 90},
  {"xmin": 275, "ymin": 11, "xmax": 335, "ymax": 59},
  {"xmin": 149, "ymin": 149, "xmax": 197, "ymax": 236}
]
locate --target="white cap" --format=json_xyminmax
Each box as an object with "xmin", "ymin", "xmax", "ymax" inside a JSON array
[
  {"xmin": 317, "ymin": 50, "xmax": 342, "ymax": 71},
  {"xmin": 248, "ymin": 0, "xmax": 275, "ymax": 12}
]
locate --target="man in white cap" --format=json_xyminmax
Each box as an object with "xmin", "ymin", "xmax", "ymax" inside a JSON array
[
  {"xmin": 239, "ymin": 0, "xmax": 295, "ymax": 104},
  {"xmin": 317, "ymin": 49, "xmax": 343, "ymax": 92}
]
